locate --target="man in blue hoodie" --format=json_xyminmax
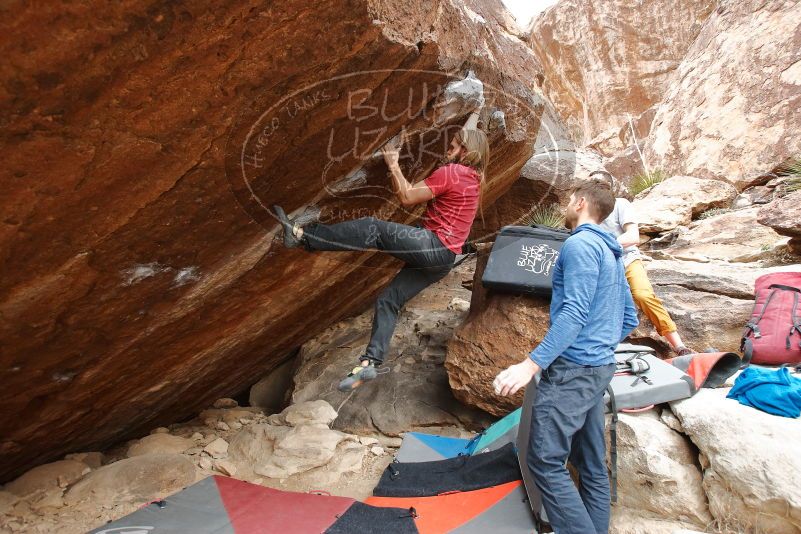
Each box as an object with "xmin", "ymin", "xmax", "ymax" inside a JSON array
[{"xmin": 494, "ymin": 179, "xmax": 638, "ymax": 534}]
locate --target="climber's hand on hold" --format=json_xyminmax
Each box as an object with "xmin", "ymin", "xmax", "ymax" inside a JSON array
[
  {"xmin": 493, "ymin": 358, "xmax": 539, "ymax": 397},
  {"xmin": 381, "ymin": 140, "xmax": 401, "ymax": 168}
]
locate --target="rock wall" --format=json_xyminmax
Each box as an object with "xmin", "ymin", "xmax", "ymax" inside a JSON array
[
  {"xmin": 644, "ymin": 0, "xmax": 801, "ymax": 189},
  {"xmin": 528, "ymin": 0, "xmax": 716, "ymax": 142},
  {"xmin": 0, "ymin": 0, "xmax": 553, "ymax": 481}
]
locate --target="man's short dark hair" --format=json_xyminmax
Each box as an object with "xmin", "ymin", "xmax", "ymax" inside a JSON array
[
  {"xmin": 588, "ymin": 170, "xmax": 617, "ymax": 195},
  {"xmin": 570, "ymin": 179, "xmax": 616, "ymax": 222}
]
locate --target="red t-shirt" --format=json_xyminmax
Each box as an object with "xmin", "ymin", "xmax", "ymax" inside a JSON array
[{"xmin": 422, "ymin": 163, "xmax": 480, "ymax": 254}]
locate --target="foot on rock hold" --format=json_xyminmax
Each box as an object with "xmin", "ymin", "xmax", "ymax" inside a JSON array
[
  {"xmin": 338, "ymin": 362, "xmax": 379, "ymax": 392},
  {"xmin": 273, "ymin": 205, "xmax": 319, "ymax": 249}
]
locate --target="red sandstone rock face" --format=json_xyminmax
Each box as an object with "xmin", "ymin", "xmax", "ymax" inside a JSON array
[
  {"xmin": 528, "ymin": 0, "xmax": 715, "ymax": 143},
  {"xmin": 0, "ymin": 0, "xmax": 553, "ymax": 481},
  {"xmin": 644, "ymin": 0, "xmax": 801, "ymax": 190}
]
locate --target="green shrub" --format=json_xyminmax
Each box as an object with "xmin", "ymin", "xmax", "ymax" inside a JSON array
[
  {"xmin": 777, "ymin": 157, "xmax": 801, "ymax": 194},
  {"xmin": 521, "ymin": 203, "xmax": 565, "ymax": 229},
  {"xmin": 698, "ymin": 207, "xmax": 731, "ymax": 220},
  {"xmin": 630, "ymin": 168, "xmax": 668, "ymax": 196}
]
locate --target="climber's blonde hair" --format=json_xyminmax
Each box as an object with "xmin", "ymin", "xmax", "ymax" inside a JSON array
[{"xmin": 454, "ymin": 128, "xmax": 490, "ymax": 224}]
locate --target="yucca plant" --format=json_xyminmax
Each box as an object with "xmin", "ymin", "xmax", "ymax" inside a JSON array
[
  {"xmin": 630, "ymin": 168, "xmax": 668, "ymax": 196},
  {"xmin": 521, "ymin": 203, "xmax": 565, "ymax": 229},
  {"xmin": 698, "ymin": 207, "xmax": 731, "ymax": 220},
  {"xmin": 778, "ymin": 156, "xmax": 801, "ymax": 193}
]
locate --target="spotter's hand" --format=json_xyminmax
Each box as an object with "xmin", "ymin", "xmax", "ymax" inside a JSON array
[{"xmin": 493, "ymin": 358, "xmax": 540, "ymax": 397}]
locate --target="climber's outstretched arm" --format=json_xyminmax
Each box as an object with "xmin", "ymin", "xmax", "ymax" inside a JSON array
[{"xmin": 381, "ymin": 144, "xmax": 434, "ymax": 207}]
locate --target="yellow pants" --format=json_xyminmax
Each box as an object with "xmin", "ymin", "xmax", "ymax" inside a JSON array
[{"xmin": 625, "ymin": 259, "xmax": 677, "ymax": 336}]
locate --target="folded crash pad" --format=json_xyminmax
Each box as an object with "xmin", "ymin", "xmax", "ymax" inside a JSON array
[
  {"xmin": 89, "ymin": 475, "xmax": 418, "ymax": 534},
  {"xmin": 374, "ymin": 443, "xmax": 521, "ymax": 498},
  {"xmin": 367, "ymin": 480, "xmax": 538, "ymax": 534}
]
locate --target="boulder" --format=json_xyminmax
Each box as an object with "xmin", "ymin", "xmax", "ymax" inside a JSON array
[
  {"xmin": 632, "ymin": 176, "xmax": 737, "ymax": 233},
  {"xmin": 606, "ymin": 147, "xmax": 648, "ymax": 191},
  {"xmin": 757, "ymin": 191, "xmax": 801, "ymax": 238},
  {"xmin": 64, "ymin": 454, "xmax": 196, "ymax": 507},
  {"xmin": 254, "ymin": 425, "xmax": 354, "ymax": 479},
  {"xmin": 0, "ymin": 0, "xmax": 553, "ymax": 480},
  {"xmin": 653, "ymin": 207, "xmax": 784, "ymax": 262},
  {"xmin": 732, "ymin": 186, "xmax": 775, "ymax": 209},
  {"xmin": 643, "ymin": 259, "xmax": 801, "ymax": 300},
  {"xmin": 445, "ymin": 249, "xmax": 550, "ymax": 415},
  {"xmin": 610, "ymin": 508, "xmax": 706, "ymax": 534},
  {"xmin": 203, "ymin": 438, "xmax": 229, "ymax": 459},
  {"xmin": 611, "ymin": 411, "xmax": 710, "ymax": 526},
  {"xmin": 670, "ymin": 389, "xmax": 801, "ymax": 534},
  {"xmin": 630, "ymin": 280, "xmax": 752, "ymax": 354},
  {"xmin": 529, "ymin": 0, "xmax": 716, "ymax": 140},
  {"xmin": 0, "ymin": 490, "xmax": 18, "ymax": 515},
  {"xmin": 289, "ymin": 260, "xmax": 494, "ymax": 435},
  {"xmin": 63, "ymin": 452, "xmax": 104, "ymax": 469},
  {"xmin": 5, "ymin": 460, "xmax": 90, "ymax": 499},
  {"xmin": 272, "ymin": 400, "xmax": 338, "ymax": 428},
  {"xmin": 127, "ymin": 433, "xmax": 194, "ymax": 457},
  {"xmin": 644, "ymin": 0, "xmax": 801, "ymax": 189}
]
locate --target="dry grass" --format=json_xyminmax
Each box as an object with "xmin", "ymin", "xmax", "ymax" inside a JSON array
[{"xmin": 630, "ymin": 168, "xmax": 668, "ymax": 196}]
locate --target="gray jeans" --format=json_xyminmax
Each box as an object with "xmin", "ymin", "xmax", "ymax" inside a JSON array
[
  {"xmin": 527, "ymin": 357, "xmax": 616, "ymax": 534},
  {"xmin": 303, "ymin": 217, "xmax": 456, "ymax": 363}
]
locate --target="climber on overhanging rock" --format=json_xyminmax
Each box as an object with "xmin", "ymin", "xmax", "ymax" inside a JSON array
[
  {"xmin": 591, "ymin": 170, "xmax": 695, "ymax": 357},
  {"xmin": 273, "ymin": 116, "xmax": 489, "ymax": 392}
]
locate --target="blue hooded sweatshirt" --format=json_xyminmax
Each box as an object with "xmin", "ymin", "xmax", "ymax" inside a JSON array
[{"xmin": 530, "ymin": 223, "xmax": 639, "ymax": 369}]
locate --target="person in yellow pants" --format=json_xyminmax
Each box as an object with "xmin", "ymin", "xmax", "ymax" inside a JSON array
[{"xmin": 593, "ymin": 171, "xmax": 693, "ymax": 356}]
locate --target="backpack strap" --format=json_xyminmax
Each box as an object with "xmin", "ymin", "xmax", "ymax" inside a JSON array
[
  {"xmin": 606, "ymin": 384, "xmax": 619, "ymax": 504},
  {"xmin": 788, "ymin": 290, "xmax": 801, "ymax": 350},
  {"xmin": 743, "ymin": 288, "xmax": 780, "ymax": 341}
]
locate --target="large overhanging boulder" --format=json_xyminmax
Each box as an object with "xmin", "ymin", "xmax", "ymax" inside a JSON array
[{"xmin": 0, "ymin": 0, "xmax": 557, "ymax": 481}]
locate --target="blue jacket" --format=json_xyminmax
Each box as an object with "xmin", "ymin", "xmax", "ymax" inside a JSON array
[
  {"xmin": 529, "ymin": 223, "xmax": 638, "ymax": 368},
  {"xmin": 727, "ymin": 366, "xmax": 801, "ymax": 418}
]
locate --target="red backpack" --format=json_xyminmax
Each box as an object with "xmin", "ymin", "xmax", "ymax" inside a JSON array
[{"xmin": 741, "ymin": 272, "xmax": 801, "ymax": 365}]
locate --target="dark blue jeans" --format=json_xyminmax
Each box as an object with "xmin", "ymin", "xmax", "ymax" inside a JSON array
[
  {"xmin": 527, "ymin": 357, "xmax": 615, "ymax": 534},
  {"xmin": 303, "ymin": 217, "xmax": 456, "ymax": 363}
]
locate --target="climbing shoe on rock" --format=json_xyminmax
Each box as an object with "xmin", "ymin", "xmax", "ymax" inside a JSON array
[
  {"xmin": 675, "ymin": 346, "xmax": 694, "ymax": 357},
  {"xmin": 273, "ymin": 205, "xmax": 320, "ymax": 248},
  {"xmin": 338, "ymin": 362, "xmax": 379, "ymax": 392}
]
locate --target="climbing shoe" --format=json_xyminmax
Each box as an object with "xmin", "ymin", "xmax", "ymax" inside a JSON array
[
  {"xmin": 338, "ymin": 362, "xmax": 379, "ymax": 392},
  {"xmin": 273, "ymin": 205, "xmax": 320, "ymax": 249},
  {"xmin": 675, "ymin": 346, "xmax": 694, "ymax": 357}
]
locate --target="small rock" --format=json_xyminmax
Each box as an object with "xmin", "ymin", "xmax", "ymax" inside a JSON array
[
  {"xmin": 403, "ymin": 357, "xmax": 416, "ymax": 365},
  {"xmin": 191, "ymin": 432, "xmax": 204, "ymax": 441},
  {"xmin": 64, "ymin": 454, "xmax": 196, "ymax": 507},
  {"xmin": 213, "ymin": 398, "xmax": 239, "ymax": 409},
  {"xmin": 370, "ymin": 446, "xmax": 385, "ymax": 456},
  {"xmin": 0, "ymin": 490, "xmax": 19, "ymax": 515},
  {"xmin": 239, "ymin": 418, "xmax": 254, "ymax": 425},
  {"xmin": 204, "ymin": 438, "xmax": 229, "ymax": 459},
  {"xmin": 127, "ymin": 433, "xmax": 194, "ymax": 458},
  {"xmin": 150, "ymin": 427, "xmax": 170, "ymax": 434},
  {"xmin": 358, "ymin": 436, "xmax": 379, "ymax": 446},
  {"xmin": 198, "ymin": 457, "xmax": 213, "ymax": 471},
  {"xmin": 230, "ymin": 421, "xmax": 242, "ymax": 431},
  {"xmin": 214, "ymin": 460, "xmax": 237, "ymax": 477},
  {"xmin": 216, "ymin": 421, "xmax": 231, "ymax": 431},
  {"xmin": 447, "ymin": 297, "xmax": 470, "ymax": 312},
  {"xmin": 376, "ymin": 436, "xmax": 403, "ymax": 449},
  {"xmin": 64, "ymin": 452, "xmax": 104, "ymax": 469},
  {"xmin": 5, "ymin": 460, "xmax": 88, "ymax": 498},
  {"xmin": 185, "ymin": 447, "xmax": 202, "ymax": 456},
  {"xmin": 203, "ymin": 418, "xmax": 217, "ymax": 428},
  {"xmin": 280, "ymin": 400, "xmax": 338, "ymax": 427}
]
